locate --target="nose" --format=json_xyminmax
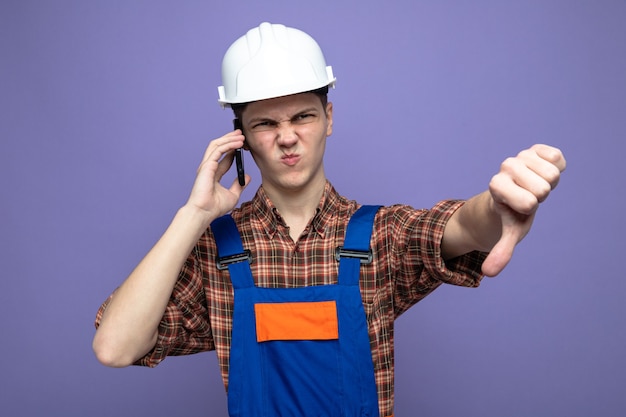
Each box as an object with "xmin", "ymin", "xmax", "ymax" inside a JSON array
[{"xmin": 275, "ymin": 122, "xmax": 298, "ymax": 148}]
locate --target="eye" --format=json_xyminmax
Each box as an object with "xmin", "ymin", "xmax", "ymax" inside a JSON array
[
  {"xmin": 292, "ymin": 113, "xmax": 316, "ymax": 124},
  {"xmin": 251, "ymin": 120, "xmax": 276, "ymax": 131}
]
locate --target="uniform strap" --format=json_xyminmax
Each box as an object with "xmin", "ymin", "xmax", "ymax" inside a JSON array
[
  {"xmin": 337, "ymin": 205, "xmax": 381, "ymax": 286},
  {"xmin": 210, "ymin": 214, "xmax": 254, "ymax": 289}
]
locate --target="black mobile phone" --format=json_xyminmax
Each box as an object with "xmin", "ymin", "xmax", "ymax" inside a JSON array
[{"xmin": 233, "ymin": 119, "xmax": 245, "ymax": 186}]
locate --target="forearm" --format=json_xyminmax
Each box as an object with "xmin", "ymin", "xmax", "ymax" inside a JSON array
[
  {"xmin": 441, "ymin": 191, "xmax": 501, "ymax": 260},
  {"xmin": 93, "ymin": 205, "xmax": 213, "ymax": 367}
]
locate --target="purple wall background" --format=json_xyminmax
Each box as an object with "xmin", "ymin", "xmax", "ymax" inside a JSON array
[{"xmin": 2, "ymin": 1, "xmax": 625, "ymax": 416}]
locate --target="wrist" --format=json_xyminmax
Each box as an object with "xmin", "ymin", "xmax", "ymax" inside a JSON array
[{"xmin": 175, "ymin": 204, "xmax": 217, "ymax": 234}]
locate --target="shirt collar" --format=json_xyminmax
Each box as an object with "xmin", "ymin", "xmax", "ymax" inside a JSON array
[{"xmin": 251, "ymin": 181, "xmax": 341, "ymax": 240}]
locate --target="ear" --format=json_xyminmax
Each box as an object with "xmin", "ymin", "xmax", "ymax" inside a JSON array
[{"xmin": 325, "ymin": 102, "xmax": 333, "ymax": 137}]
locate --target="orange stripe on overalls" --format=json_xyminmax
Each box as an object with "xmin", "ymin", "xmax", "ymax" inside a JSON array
[{"xmin": 255, "ymin": 301, "xmax": 339, "ymax": 342}]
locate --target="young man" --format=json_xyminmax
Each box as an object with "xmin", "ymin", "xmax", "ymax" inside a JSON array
[{"xmin": 93, "ymin": 23, "xmax": 566, "ymax": 417}]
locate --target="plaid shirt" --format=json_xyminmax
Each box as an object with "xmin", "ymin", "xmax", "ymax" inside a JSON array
[{"xmin": 96, "ymin": 181, "xmax": 486, "ymax": 416}]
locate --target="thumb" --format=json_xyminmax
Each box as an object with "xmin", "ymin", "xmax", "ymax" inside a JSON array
[
  {"xmin": 481, "ymin": 224, "xmax": 521, "ymax": 277},
  {"xmin": 229, "ymin": 173, "xmax": 251, "ymax": 195}
]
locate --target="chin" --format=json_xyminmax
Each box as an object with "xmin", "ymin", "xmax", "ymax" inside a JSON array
[{"xmin": 276, "ymin": 174, "xmax": 314, "ymax": 191}]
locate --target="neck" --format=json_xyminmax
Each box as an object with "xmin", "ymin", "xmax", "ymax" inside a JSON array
[{"xmin": 263, "ymin": 177, "xmax": 326, "ymax": 241}]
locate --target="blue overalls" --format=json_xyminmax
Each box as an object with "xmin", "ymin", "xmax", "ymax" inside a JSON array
[{"xmin": 211, "ymin": 205, "xmax": 381, "ymax": 417}]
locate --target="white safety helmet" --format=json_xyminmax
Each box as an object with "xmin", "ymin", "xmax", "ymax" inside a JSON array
[{"xmin": 218, "ymin": 22, "xmax": 336, "ymax": 108}]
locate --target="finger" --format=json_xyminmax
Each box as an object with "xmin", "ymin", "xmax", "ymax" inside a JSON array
[
  {"xmin": 481, "ymin": 226, "xmax": 518, "ymax": 277},
  {"xmin": 198, "ymin": 132, "xmax": 245, "ymax": 168},
  {"xmin": 228, "ymin": 173, "xmax": 251, "ymax": 194},
  {"xmin": 516, "ymin": 148, "xmax": 563, "ymax": 192},
  {"xmin": 489, "ymin": 173, "xmax": 540, "ymax": 215},
  {"xmin": 196, "ymin": 138, "xmax": 244, "ymax": 187},
  {"xmin": 531, "ymin": 144, "xmax": 567, "ymax": 173},
  {"xmin": 497, "ymin": 157, "xmax": 553, "ymax": 205},
  {"xmin": 215, "ymin": 149, "xmax": 236, "ymax": 179}
]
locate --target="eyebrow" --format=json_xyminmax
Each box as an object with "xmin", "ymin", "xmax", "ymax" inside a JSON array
[{"xmin": 247, "ymin": 107, "xmax": 320, "ymax": 124}]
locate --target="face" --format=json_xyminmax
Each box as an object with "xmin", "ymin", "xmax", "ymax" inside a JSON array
[{"xmin": 241, "ymin": 93, "xmax": 333, "ymax": 195}]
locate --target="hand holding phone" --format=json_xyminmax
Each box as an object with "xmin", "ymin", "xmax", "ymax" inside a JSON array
[{"xmin": 233, "ymin": 119, "xmax": 245, "ymax": 186}]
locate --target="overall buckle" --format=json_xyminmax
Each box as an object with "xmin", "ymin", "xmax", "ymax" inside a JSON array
[
  {"xmin": 334, "ymin": 247, "xmax": 373, "ymax": 264},
  {"xmin": 216, "ymin": 250, "xmax": 252, "ymax": 270}
]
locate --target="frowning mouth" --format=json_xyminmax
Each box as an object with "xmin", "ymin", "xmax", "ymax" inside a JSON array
[{"xmin": 281, "ymin": 154, "xmax": 300, "ymax": 166}]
